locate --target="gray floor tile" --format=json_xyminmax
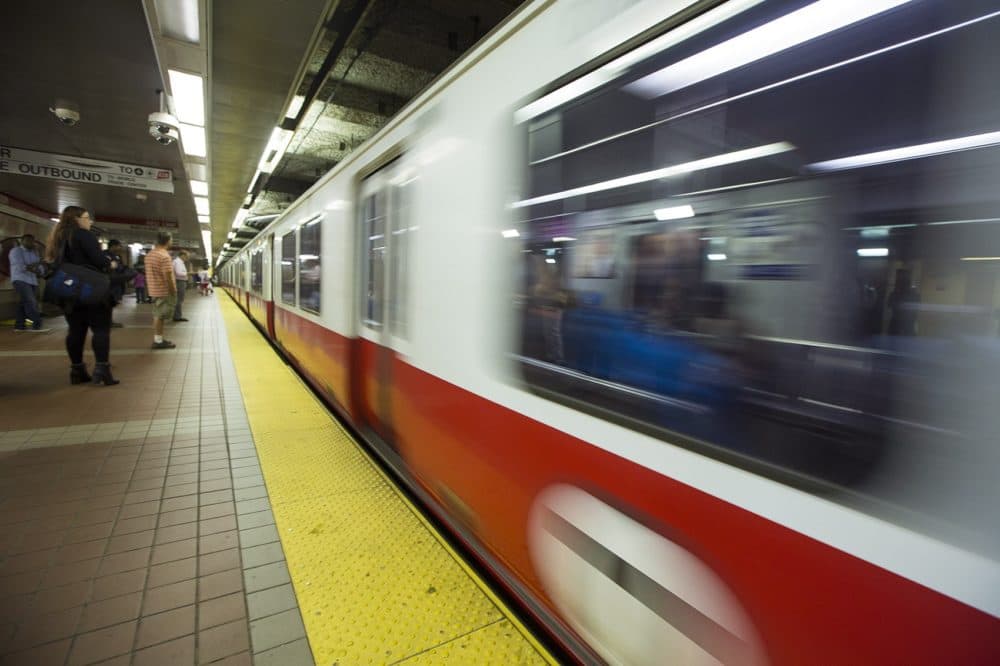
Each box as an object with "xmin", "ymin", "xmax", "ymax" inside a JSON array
[
  {"xmin": 249, "ymin": 608, "xmax": 306, "ymax": 653},
  {"xmin": 243, "ymin": 561, "xmax": 291, "ymax": 594}
]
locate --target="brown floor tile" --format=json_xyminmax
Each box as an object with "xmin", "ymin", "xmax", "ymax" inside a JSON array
[
  {"xmin": 196, "ymin": 619, "xmax": 250, "ymax": 664},
  {"xmin": 90, "ymin": 569, "xmax": 148, "ymax": 601},
  {"xmin": 28, "ymin": 580, "xmax": 91, "ymax": 616},
  {"xmin": 160, "ymin": 495, "xmax": 198, "ymax": 513},
  {"xmin": 91, "ymin": 482, "xmax": 129, "ymax": 498},
  {"xmin": 164, "ymin": 472, "xmax": 198, "ymax": 487},
  {"xmin": 73, "ymin": 506, "xmax": 120, "ymax": 528},
  {"xmin": 105, "ymin": 530, "xmax": 155, "ymax": 555},
  {"xmin": 162, "ymin": 482, "xmax": 198, "ymax": 500},
  {"xmin": 41, "ymin": 557, "xmax": 101, "ymax": 589},
  {"xmin": 198, "ymin": 489, "xmax": 233, "ymax": 506},
  {"xmin": 198, "ymin": 515, "xmax": 237, "ymax": 538},
  {"xmin": 206, "ymin": 651, "xmax": 252, "ymax": 665},
  {"xmin": 197, "ymin": 592, "xmax": 246, "ymax": 631},
  {"xmin": 133, "ymin": 634, "xmax": 195, "ymax": 665},
  {"xmin": 123, "ymin": 489, "xmax": 163, "ymax": 505},
  {"xmin": 199, "ymin": 460, "xmax": 229, "ymax": 472},
  {"xmin": 155, "ymin": 522, "xmax": 198, "ymax": 546},
  {"xmin": 80, "ymin": 494, "xmax": 127, "ymax": 511},
  {"xmin": 158, "ymin": 507, "xmax": 198, "ymax": 528},
  {"xmin": 135, "ymin": 604, "xmax": 196, "ymax": 649},
  {"xmin": 9, "ymin": 530, "xmax": 63, "ymax": 555},
  {"xmin": 0, "ymin": 570, "xmax": 42, "ymax": 596},
  {"xmin": 127, "ymin": 476, "xmax": 166, "ymax": 493},
  {"xmin": 131, "ymin": 467, "xmax": 167, "ymax": 481},
  {"xmin": 199, "ymin": 502, "xmax": 235, "ymax": 520},
  {"xmin": 112, "ymin": 515, "xmax": 158, "ymax": 536},
  {"xmin": 198, "ymin": 530, "xmax": 238, "ymax": 555},
  {"xmin": 21, "ymin": 514, "xmax": 75, "ymax": 535},
  {"xmin": 6, "ymin": 605, "xmax": 82, "ymax": 651},
  {"xmin": 96, "ymin": 547, "xmax": 150, "ymax": 577},
  {"xmin": 197, "ymin": 568, "xmax": 242, "ymax": 602},
  {"xmin": 77, "ymin": 591, "xmax": 142, "ymax": 632},
  {"xmin": 167, "ymin": 463, "xmax": 198, "ymax": 476},
  {"xmin": 0, "ymin": 638, "xmax": 71, "ymax": 666},
  {"xmin": 0, "ymin": 594, "xmax": 31, "ymax": 624},
  {"xmin": 53, "ymin": 538, "xmax": 108, "ymax": 565},
  {"xmin": 147, "ymin": 557, "xmax": 197, "ymax": 590},
  {"xmin": 66, "ymin": 619, "xmax": 136, "ymax": 665},
  {"xmin": 199, "ymin": 548, "xmax": 241, "ymax": 577},
  {"xmin": 63, "ymin": 521, "xmax": 114, "ymax": 545},
  {"xmin": 0, "ymin": 547, "xmax": 57, "ymax": 575},
  {"xmin": 150, "ymin": 538, "xmax": 197, "ymax": 566},
  {"xmin": 142, "ymin": 579, "xmax": 196, "ymax": 615},
  {"xmin": 118, "ymin": 500, "xmax": 161, "ymax": 520}
]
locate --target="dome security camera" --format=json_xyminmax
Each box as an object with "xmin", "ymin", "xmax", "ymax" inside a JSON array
[
  {"xmin": 148, "ymin": 111, "xmax": 179, "ymax": 145},
  {"xmin": 50, "ymin": 100, "xmax": 80, "ymax": 126}
]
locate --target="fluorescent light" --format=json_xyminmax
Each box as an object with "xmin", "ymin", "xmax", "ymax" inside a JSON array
[
  {"xmin": 50, "ymin": 216, "xmax": 59, "ymax": 222},
  {"xmin": 179, "ymin": 123, "xmax": 207, "ymax": 157},
  {"xmin": 961, "ymin": 256, "xmax": 1000, "ymax": 261},
  {"xmin": 514, "ymin": 0, "xmax": 765, "ymax": 123},
  {"xmin": 194, "ymin": 196, "xmax": 209, "ymax": 215},
  {"xmin": 201, "ymin": 229, "xmax": 212, "ymax": 264},
  {"xmin": 155, "ymin": 0, "xmax": 200, "ymax": 43},
  {"xmin": 810, "ymin": 130, "xmax": 1000, "ymax": 172},
  {"xmin": 501, "ymin": 229, "xmax": 520, "ymax": 238},
  {"xmin": 512, "ymin": 142, "xmax": 795, "ymax": 208},
  {"xmin": 258, "ymin": 127, "xmax": 294, "ymax": 173},
  {"xmin": 552, "ymin": 236, "xmax": 577, "ymax": 242},
  {"xmin": 857, "ymin": 248, "xmax": 889, "ymax": 257},
  {"xmin": 627, "ymin": 0, "xmax": 913, "ymax": 99},
  {"xmin": 707, "ymin": 253, "xmax": 728, "ymax": 261},
  {"xmin": 227, "ymin": 231, "xmax": 235, "ymax": 239},
  {"xmin": 247, "ymin": 170, "xmax": 261, "ymax": 194},
  {"xmin": 545, "ymin": 258, "xmax": 556, "ymax": 264},
  {"xmin": 198, "ymin": 215, "xmax": 210, "ymax": 224},
  {"xmin": 168, "ymin": 70, "xmax": 204, "ymax": 126},
  {"xmin": 654, "ymin": 204, "xmax": 695, "ymax": 221},
  {"xmin": 285, "ymin": 95, "xmax": 305, "ymax": 120},
  {"xmin": 190, "ymin": 179, "xmax": 208, "ymax": 196},
  {"xmin": 926, "ymin": 217, "xmax": 1000, "ymax": 227}
]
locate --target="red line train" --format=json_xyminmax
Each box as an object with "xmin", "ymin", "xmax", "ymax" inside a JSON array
[{"xmin": 220, "ymin": 1, "xmax": 1000, "ymax": 662}]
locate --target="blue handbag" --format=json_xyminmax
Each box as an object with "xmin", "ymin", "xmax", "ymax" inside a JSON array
[{"xmin": 41, "ymin": 242, "xmax": 111, "ymax": 306}]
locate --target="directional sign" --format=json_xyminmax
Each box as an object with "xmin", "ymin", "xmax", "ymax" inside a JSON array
[{"xmin": 0, "ymin": 145, "xmax": 174, "ymax": 194}]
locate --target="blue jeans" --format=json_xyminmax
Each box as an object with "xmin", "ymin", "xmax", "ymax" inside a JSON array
[{"xmin": 13, "ymin": 280, "xmax": 42, "ymax": 329}]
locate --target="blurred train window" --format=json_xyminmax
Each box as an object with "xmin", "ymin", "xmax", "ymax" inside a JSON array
[
  {"xmin": 513, "ymin": 0, "xmax": 1000, "ymax": 526},
  {"xmin": 298, "ymin": 216, "xmax": 322, "ymax": 314},
  {"xmin": 281, "ymin": 232, "xmax": 297, "ymax": 306},
  {"xmin": 389, "ymin": 177, "xmax": 412, "ymax": 338},
  {"xmin": 250, "ymin": 250, "xmax": 263, "ymax": 294},
  {"xmin": 362, "ymin": 194, "xmax": 386, "ymax": 327}
]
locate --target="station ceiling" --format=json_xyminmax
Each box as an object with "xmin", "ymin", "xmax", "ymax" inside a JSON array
[{"xmin": 0, "ymin": 0, "xmax": 522, "ymax": 262}]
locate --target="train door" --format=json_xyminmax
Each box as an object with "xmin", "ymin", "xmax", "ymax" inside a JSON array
[{"xmin": 356, "ymin": 159, "xmax": 414, "ymax": 446}]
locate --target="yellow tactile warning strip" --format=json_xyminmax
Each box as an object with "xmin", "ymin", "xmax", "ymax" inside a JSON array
[{"xmin": 218, "ymin": 296, "xmax": 556, "ymax": 665}]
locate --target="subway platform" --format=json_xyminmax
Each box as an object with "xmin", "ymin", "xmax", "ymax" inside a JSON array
[{"xmin": 0, "ymin": 294, "xmax": 552, "ymax": 665}]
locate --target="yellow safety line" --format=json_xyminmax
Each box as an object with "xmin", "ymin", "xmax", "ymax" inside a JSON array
[{"xmin": 219, "ymin": 295, "xmax": 556, "ymax": 665}]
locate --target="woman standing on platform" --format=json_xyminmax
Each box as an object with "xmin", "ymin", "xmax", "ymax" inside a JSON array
[{"xmin": 45, "ymin": 205, "xmax": 120, "ymax": 386}]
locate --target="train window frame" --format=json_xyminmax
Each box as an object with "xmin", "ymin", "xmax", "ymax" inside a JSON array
[
  {"xmin": 297, "ymin": 215, "xmax": 322, "ymax": 315},
  {"xmin": 280, "ymin": 231, "xmax": 297, "ymax": 307},
  {"xmin": 510, "ymin": 0, "xmax": 1000, "ymax": 506},
  {"xmin": 250, "ymin": 248, "xmax": 263, "ymax": 294},
  {"xmin": 361, "ymin": 192, "xmax": 386, "ymax": 329}
]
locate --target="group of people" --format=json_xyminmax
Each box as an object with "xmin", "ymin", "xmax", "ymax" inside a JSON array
[{"xmin": 9, "ymin": 205, "xmax": 206, "ymax": 386}]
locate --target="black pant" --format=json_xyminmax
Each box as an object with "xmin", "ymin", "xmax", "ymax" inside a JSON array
[{"xmin": 65, "ymin": 304, "xmax": 112, "ymax": 364}]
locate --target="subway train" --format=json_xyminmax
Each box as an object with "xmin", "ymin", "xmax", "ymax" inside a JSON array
[{"xmin": 220, "ymin": 1, "xmax": 1000, "ymax": 663}]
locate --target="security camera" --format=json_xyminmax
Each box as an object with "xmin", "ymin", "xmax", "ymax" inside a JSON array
[
  {"xmin": 148, "ymin": 111, "xmax": 180, "ymax": 145},
  {"xmin": 50, "ymin": 100, "xmax": 80, "ymax": 126}
]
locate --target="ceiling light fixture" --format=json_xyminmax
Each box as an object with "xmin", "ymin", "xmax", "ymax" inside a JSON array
[
  {"xmin": 194, "ymin": 196, "xmax": 209, "ymax": 216},
  {"xmin": 167, "ymin": 69, "xmax": 205, "ymax": 126},
  {"xmin": 654, "ymin": 204, "xmax": 695, "ymax": 220},
  {"xmin": 155, "ymin": 0, "xmax": 200, "ymax": 44},
  {"xmin": 512, "ymin": 142, "xmax": 795, "ymax": 208},
  {"xmin": 502, "ymin": 229, "xmax": 520, "ymax": 238},
  {"xmin": 179, "ymin": 123, "xmax": 207, "ymax": 157},
  {"xmin": 198, "ymin": 215, "xmax": 210, "ymax": 224},
  {"xmin": 258, "ymin": 127, "xmax": 294, "ymax": 174},
  {"xmin": 627, "ymin": 0, "xmax": 913, "ymax": 99},
  {"xmin": 809, "ymin": 130, "xmax": 1000, "ymax": 172},
  {"xmin": 190, "ymin": 179, "xmax": 208, "ymax": 196},
  {"xmin": 857, "ymin": 248, "xmax": 889, "ymax": 257}
]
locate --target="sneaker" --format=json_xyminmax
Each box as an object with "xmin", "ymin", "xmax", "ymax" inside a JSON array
[
  {"xmin": 27, "ymin": 327, "xmax": 51, "ymax": 333},
  {"xmin": 172, "ymin": 318, "xmax": 189, "ymax": 322},
  {"xmin": 151, "ymin": 339, "xmax": 176, "ymax": 350}
]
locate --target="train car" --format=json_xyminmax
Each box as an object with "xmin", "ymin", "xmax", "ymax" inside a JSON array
[{"xmin": 222, "ymin": 0, "xmax": 1000, "ymax": 663}]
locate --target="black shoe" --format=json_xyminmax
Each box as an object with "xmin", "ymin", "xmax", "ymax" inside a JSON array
[
  {"xmin": 92, "ymin": 362, "xmax": 120, "ymax": 386},
  {"xmin": 152, "ymin": 339, "xmax": 176, "ymax": 350},
  {"xmin": 70, "ymin": 363, "xmax": 91, "ymax": 384},
  {"xmin": 172, "ymin": 317, "xmax": 188, "ymax": 322},
  {"xmin": 110, "ymin": 322, "xmax": 124, "ymax": 328}
]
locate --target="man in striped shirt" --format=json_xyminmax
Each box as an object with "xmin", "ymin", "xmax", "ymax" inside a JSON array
[{"xmin": 146, "ymin": 232, "xmax": 177, "ymax": 350}]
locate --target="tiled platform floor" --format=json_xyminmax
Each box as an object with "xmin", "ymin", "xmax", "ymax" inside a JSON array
[{"xmin": 0, "ymin": 294, "xmax": 312, "ymax": 665}]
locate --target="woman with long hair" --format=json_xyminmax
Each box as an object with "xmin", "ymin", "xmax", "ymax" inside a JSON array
[{"xmin": 46, "ymin": 205, "xmax": 120, "ymax": 385}]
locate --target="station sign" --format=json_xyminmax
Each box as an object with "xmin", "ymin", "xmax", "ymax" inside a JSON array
[{"xmin": 0, "ymin": 145, "xmax": 175, "ymax": 194}]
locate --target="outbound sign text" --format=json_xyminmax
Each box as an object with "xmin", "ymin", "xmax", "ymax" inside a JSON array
[{"xmin": 0, "ymin": 145, "xmax": 174, "ymax": 194}]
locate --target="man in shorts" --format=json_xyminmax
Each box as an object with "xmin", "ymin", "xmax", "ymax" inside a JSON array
[{"xmin": 144, "ymin": 232, "xmax": 177, "ymax": 349}]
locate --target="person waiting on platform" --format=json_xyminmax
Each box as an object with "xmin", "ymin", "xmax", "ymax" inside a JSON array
[
  {"xmin": 45, "ymin": 206, "xmax": 119, "ymax": 385},
  {"xmin": 9, "ymin": 233, "xmax": 50, "ymax": 332},
  {"xmin": 198, "ymin": 266, "xmax": 212, "ymax": 295},
  {"xmin": 105, "ymin": 239, "xmax": 133, "ymax": 328},
  {"xmin": 172, "ymin": 249, "xmax": 190, "ymax": 322},
  {"xmin": 134, "ymin": 266, "xmax": 148, "ymax": 303},
  {"xmin": 146, "ymin": 232, "xmax": 177, "ymax": 349}
]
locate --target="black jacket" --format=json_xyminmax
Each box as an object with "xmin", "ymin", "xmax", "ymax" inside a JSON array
[{"xmin": 64, "ymin": 228, "xmax": 111, "ymax": 271}]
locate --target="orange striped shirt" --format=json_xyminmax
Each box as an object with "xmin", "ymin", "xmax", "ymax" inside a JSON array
[{"xmin": 145, "ymin": 248, "xmax": 175, "ymax": 297}]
